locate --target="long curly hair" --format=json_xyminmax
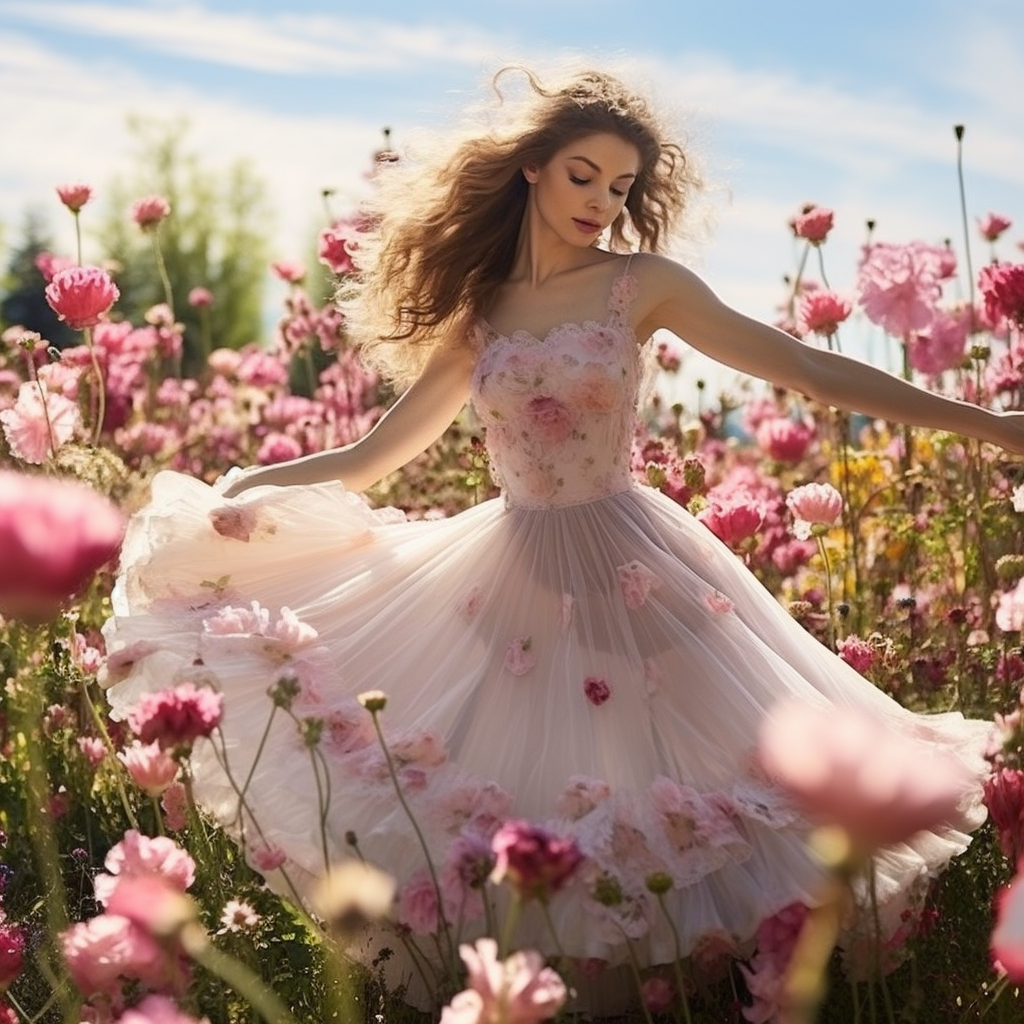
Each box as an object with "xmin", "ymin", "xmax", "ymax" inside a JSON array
[{"xmin": 344, "ymin": 64, "xmax": 703, "ymax": 387}]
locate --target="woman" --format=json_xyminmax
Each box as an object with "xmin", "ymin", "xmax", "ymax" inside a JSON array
[{"xmin": 104, "ymin": 66, "xmax": 1023, "ymax": 1010}]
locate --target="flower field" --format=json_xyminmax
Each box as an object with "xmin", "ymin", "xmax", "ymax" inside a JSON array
[{"xmin": 3, "ymin": 145, "xmax": 1024, "ymax": 1024}]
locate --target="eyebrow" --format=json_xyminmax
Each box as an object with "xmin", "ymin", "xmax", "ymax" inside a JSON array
[{"xmin": 567, "ymin": 155, "xmax": 637, "ymax": 181}]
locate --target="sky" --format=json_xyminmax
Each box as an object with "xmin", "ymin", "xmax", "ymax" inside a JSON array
[{"xmin": 1, "ymin": 0, "xmax": 1022, "ymax": 388}]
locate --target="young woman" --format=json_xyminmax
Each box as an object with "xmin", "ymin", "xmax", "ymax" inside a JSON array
[{"xmin": 104, "ymin": 66, "xmax": 1023, "ymax": 1010}]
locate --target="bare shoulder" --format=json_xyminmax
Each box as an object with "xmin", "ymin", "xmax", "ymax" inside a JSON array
[{"xmin": 628, "ymin": 252, "xmax": 717, "ymax": 338}]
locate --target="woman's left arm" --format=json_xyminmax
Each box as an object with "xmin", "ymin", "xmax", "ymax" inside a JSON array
[{"xmin": 635, "ymin": 254, "xmax": 1024, "ymax": 453}]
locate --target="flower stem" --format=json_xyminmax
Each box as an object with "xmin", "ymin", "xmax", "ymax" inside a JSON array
[
  {"xmin": 655, "ymin": 892, "xmax": 693, "ymax": 1024},
  {"xmin": 816, "ymin": 533, "xmax": 836, "ymax": 650},
  {"xmin": 954, "ymin": 125, "xmax": 976, "ymax": 332}
]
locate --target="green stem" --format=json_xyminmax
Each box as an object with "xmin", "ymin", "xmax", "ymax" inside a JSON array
[
  {"xmin": 655, "ymin": 892, "xmax": 693, "ymax": 1024},
  {"xmin": 82, "ymin": 326, "xmax": 106, "ymax": 445},
  {"xmin": 816, "ymin": 533, "xmax": 836, "ymax": 650},
  {"xmin": 79, "ymin": 675, "xmax": 139, "ymax": 830},
  {"xmin": 499, "ymin": 893, "xmax": 523, "ymax": 961}
]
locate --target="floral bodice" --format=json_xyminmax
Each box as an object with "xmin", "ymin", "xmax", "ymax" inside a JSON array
[{"xmin": 471, "ymin": 268, "xmax": 641, "ymax": 508}]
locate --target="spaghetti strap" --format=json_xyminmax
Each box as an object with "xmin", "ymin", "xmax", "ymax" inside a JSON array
[{"xmin": 608, "ymin": 253, "xmax": 639, "ymax": 320}]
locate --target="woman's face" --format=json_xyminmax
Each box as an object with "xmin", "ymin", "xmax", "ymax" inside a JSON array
[{"xmin": 524, "ymin": 132, "xmax": 641, "ymax": 246}]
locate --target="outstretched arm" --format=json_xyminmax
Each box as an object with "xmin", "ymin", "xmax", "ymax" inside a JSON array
[
  {"xmin": 635, "ymin": 254, "xmax": 1024, "ymax": 453},
  {"xmin": 222, "ymin": 340, "xmax": 477, "ymax": 497}
]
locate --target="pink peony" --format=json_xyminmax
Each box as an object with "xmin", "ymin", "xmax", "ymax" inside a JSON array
[
  {"xmin": 979, "ymin": 213, "xmax": 1012, "ymax": 242},
  {"xmin": 786, "ymin": 481, "xmax": 843, "ymax": 537},
  {"xmin": 117, "ymin": 995, "xmax": 205, "ymax": 1024},
  {"xmin": 983, "ymin": 768, "xmax": 1024, "ymax": 862},
  {"xmin": 856, "ymin": 241, "xmax": 944, "ymax": 338},
  {"xmin": 755, "ymin": 416, "xmax": 814, "ymax": 463},
  {"xmin": 697, "ymin": 496, "xmax": 763, "ymax": 546},
  {"xmin": 118, "ymin": 741, "xmax": 180, "ymax": 796},
  {"xmin": 759, "ymin": 700, "xmax": 973, "ymax": 850},
  {"xmin": 490, "ymin": 820, "xmax": 583, "ymax": 901},
  {"xmin": 791, "ymin": 204, "xmax": 835, "ymax": 244},
  {"xmin": 992, "ymin": 869, "xmax": 1024, "ymax": 982},
  {"xmin": 131, "ymin": 195, "xmax": 171, "ymax": 229},
  {"xmin": 582, "ymin": 676, "xmax": 611, "ymax": 706},
  {"xmin": 45, "ymin": 264, "xmax": 119, "ymax": 329},
  {"xmin": 0, "ymin": 380, "xmax": 82, "ymax": 463},
  {"xmin": 907, "ymin": 307, "xmax": 969, "ymax": 376},
  {"xmin": 798, "ymin": 289, "xmax": 852, "ymax": 338},
  {"xmin": 93, "ymin": 830, "xmax": 196, "ymax": 907},
  {"xmin": 440, "ymin": 937, "xmax": 567, "ymax": 1024},
  {"xmin": 526, "ymin": 395, "xmax": 575, "ymax": 445},
  {"xmin": 186, "ymin": 286, "xmax": 213, "ymax": 308},
  {"xmin": 979, "ymin": 262, "xmax": 1024, "ymax": 329},
  {"xmin": 56, "ymin": 182, "xmax": 93, "ymax": 213},
  {"xmin": 127, "ymin": 682, "xmax": 224, "ymax": 750},
  {"xmin": 0, "ymin": 470, "xmax": 124, "ymax": 621}
]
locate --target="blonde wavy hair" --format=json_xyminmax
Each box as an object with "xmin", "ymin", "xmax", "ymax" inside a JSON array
[{"xmin": 344, "ymin": 64, "xmax": 703, "ymax": 387}]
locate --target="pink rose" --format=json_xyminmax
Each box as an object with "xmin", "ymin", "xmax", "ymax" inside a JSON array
[
  {"xmin": 525, "ymin": 395, "xmax": 575, "ymax": 444},
  {"xmin": 696, "ymin": 497, "xmax": 763, "ymax": 546},
  {"xmin": 641, "ymin": 976, "xmax": 675, "ymax": 1013},
  {"xmin": 318, "ymin": 220, "xmax": 360, "ymax": 276},
  {"xmin": 856, "ymin": 241, "xmax": 943, "ymax": 338},
  {"xmin": 786, "ymin": 481, "xmax": 843, "ymax": 537},
  {"xmin": 704, "ymin": 591, "xmax": 733, "ymax": 614},
  {"xmin": 45, "ymin": 264, "xmax": 119, "ymax": 330}
]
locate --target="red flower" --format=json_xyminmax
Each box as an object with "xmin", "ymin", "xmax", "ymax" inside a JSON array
[
  {"xmin": 0, "ymin": 470, "xmax": 125, "ymax": 622},
  {"xmin": 131, "ymin": 194, "xmax": 171, "ymax": 229},
  {"xmin": 56, "ymin": 182, "xmax": 93, "ymax": 213},
  {"xmin": 490, "ymin": 820, "xmax": 583, "ymax": 901},
  {"xmin": 791, "ymin": 204, "xmax": 835, "ymax": 244},
  {"xmin": 583, "ymin": 676, "xmax": 611, "ymax": 706},
  {"xmin": 983, "ymin": 768, "xmax": 1024, "ymax": 862},
  {"xmin": 127, "ymin": 682, "xmax": 224, "ymax": 750},
  {"xmin": 979, "ymin": 263, "xmax": 1024, "ymax": 329},
  {"xmin": 45, "ymin": 265, "xmax": 119, "ymax": 330}
]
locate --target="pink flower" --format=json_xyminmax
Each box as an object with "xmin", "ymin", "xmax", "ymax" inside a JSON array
[
  {"xmin": 0, "ymin": 921, "xmax": 26, "ymax": 989},
  {"xmin": 759, "ymin": 700, "xmax": 973, "ymax": 850},
  {"xmin": 131, "ymin": 195, "xmax": 171, "ymax": 229},
  {"xmin": 78, "ymin": 736, "xmax": 107, "ymax": 768},
  {"xmin": 992, "ymin": 870, "xmax": 1024, "ymax": 982},
  {"xmin": 979, "ymin": 213, "xmax": 1012, "ymax": 242},
  {"xmin": 271, "ymin": 259, "xmax": 306, "ymax": 284},
  {"xmin": 786, "ymin": 481, "xmax": 842, "ymax": 536},
  {"xmin": 696, "ymin": 496, "xmax": 763, "ymax": 546},
  {"xmin": 526, "ymin": 395, "xmax": 575, "ymax": 444},
  {"xmin": 45, "ymin": 264, "xmax": 119, "ymax": 329},
  {"xmin": 907, "ymin": 307, "xmax": 969, "ymax": 376},
  {"xmin": 857, "ymin": 241, "xmax": 943, "ymax": 338},
  {"xmin": 117, "ymin": 995, "xmax": 205, "ymax": 1024},
  {"xmin": 739, "ymin": 903, "xmax": 809, "ymax": 1023},
  {"xmin": 256, "ymin": 431, "xmax": 303, "ymax": 465},
  {"xmin": 218, "ymin": 899, "xmax": 260, "ymax": 935},
  {"xmin": 791, "ymin": 204, "xmax": 834, "ymax": 244},
  {"xmin": 979, "ymin": 263, "xmax": 1024, "ymax": 329},
  {"xmin": 395, "ymin": 869, "xmax": 441, "ymax": 934},
  {"xmin": 704, "ymin": 590, "xmax": 733, "ymax": 614},
  {"xmin": 997, "ymin": 580, "xmax": 1024, "ymax": 632},
  {"xmin": 640, "ymin": 976, "xmax": 675, "ymax": 1013},
  {"xmin": 798, "ymin": 289, "xmax": 852, "ymax": 338},
  {"xmin": 318, "ymin": 220, "xmax": 360, "ymax": 276},
  {"xmin": 93, "ymin": 830, "xmax": 196, "ymax": 907},
  {"xmin": 504, "ymin": 636, "xmax": 536, "ymax": 676},
  {"xmin": 490, "ymin": 820, "xmax": 583, "ymax": 901},
  {"xmin": 118, "ymin": 741, "xmax": 179, "ymax": 796},
  {"xmin": 583, "ymin": 676, "xmax": 611, "ymax": 706},
  {"xmin": 127, "ymin": 683, "xmax": 224, "ymax": 750},
  {"xmin": 248, "ymin": 843, "xmax": 287, "ymax": 872},
  {"xmin": 161, "ymin": 782, "xmax": 188, "ymax": 831},
  {"xmin": 617, "ymin": 560, "xmax": 661, "ymax": 609},
  {"xmin": 0, "ymin": 470, "xmax": 124, "ymax": 621},
  {"xmin": 555, "ymin": 775, "xmax": 611, "ymax": 819},
  {"xmin": 34, "ymin": 251, "xmax": 76, "ymax": 283},
  {"xmin": 441, "ymin": 937, "xmax": 567, "ymax": 1024},
  {"xmin": 56, "ymin": 182, "xmax": 93, "ymax": 213},
  {"xmin": 983, "ymin": 768, "xmax": 1024, "ymax": 862},
  {"xmin": 836, "ymin": 635, "xmax": 876, "ymax": 673},
  {"xmin": 187, "ymin": 286, "xmax": 213, "ymax": 308},
  {"xmin": 755, "ymin": 416, "xmax": 814, "ymax": 463},
  {"xmin": 0, "ymin": 380, "xmax": 82, "ymax": 463}
]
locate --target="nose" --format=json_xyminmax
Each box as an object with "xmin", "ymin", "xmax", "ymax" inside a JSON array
[{"xmin": 588, "ymin": 187, "xmax": 611, "ymax": 212}]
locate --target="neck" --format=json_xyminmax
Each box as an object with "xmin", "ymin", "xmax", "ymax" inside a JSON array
[{"xmin": 508, "ymin": 198, "xmax": 595, "ymax": 287}]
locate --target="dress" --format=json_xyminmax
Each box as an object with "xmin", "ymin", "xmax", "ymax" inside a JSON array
[{"xmin": 102, "ymin": 259, "xmax": 988, "ymax": 1006}]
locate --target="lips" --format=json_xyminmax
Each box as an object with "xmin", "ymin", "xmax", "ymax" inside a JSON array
[{"xmin": 572, "ymin": 218, "xmax": 602, "ymax": 234}]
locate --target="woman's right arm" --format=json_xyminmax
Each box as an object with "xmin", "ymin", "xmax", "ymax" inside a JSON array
[{"xmin": 221, "ymin": 341, "xmax": 477, "ymax": 497}]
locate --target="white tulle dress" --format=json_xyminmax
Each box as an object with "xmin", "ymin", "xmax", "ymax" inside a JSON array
[{"xmin": 103, "ymin": 259, "xmax": 988, "ymax": 1007}]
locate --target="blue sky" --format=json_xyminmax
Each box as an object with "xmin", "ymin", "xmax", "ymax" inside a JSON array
[{"xmin": 2, "ymin": 0, "xmax": 1022, "ymax": 382}]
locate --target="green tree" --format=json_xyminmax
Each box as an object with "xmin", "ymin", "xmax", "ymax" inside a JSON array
[
  {"xmin": 0, "ymin": 211, "xmax": 76, "ymax": 348},
  {"xmin": 99, "ymin": 117, "xmax": 271, "ymax": 375}
]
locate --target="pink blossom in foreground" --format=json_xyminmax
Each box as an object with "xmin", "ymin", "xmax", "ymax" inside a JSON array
[
  {"xmin": 759, "ymin": 700, "xmax": 973, "ymax": 850},
  {"xmin": 856, "ymin": 241, "xmax": 944, "ymax": 338},
  {"xmin": 979, "ymin": 262, "xmax": 1024, "ymax": 329},
  {"xmin": 786, "ymin": 482, "xmax": 843, "ymax": 537},
  {"xmin": 798, "ymin": 289, "xmax": 852, "ymax": 338},
  {"xmin": 0, "ymin": 470, "xmax": 125, "ymax": 621},
  {"xmin": 696, "ymin": 495, "xmax": 763, "ymax": 546},
  {"xmin": 983, "ymin": 768, "xmax": 1024, "ymax": 862},
  {"xmin": 907, "ymin": 307, "xmax": 969, "ymax": 376},
  {"xmin": 0, "ymin": 380, "xmax": 82, "ymax": 463},
  {"xmin": 131, "ymin": 195, "xmax": 171, "ymax": 229},
  {"xmin": 791, "ymin": 204, "xmax": 835, "ymax": 244},
  {"xmin": 118, "ymin": 741, "xmax": 180, "ymax": 796},
  {"xmin": 440, "ymin": 937, "xmax": 567, "ymax": 1024},
  {"xmin": 979, "ymin": 213, "xmax": 1012, "ymax": 242},
  {"xmin": 117, "ymin": 994, "xmax": 205, "ymax": 1024},
  {"xmin": 490, "ymin": 820, "xmax": 583, "ymax": 901},
  {"xmin": 755, "ymin": 416, "xmax": 815, "ymax": 463},
  {"xmin": 992, "ymin": 869, "xmax": 1024, "ymax": 982},
  {"xmin": 186, "ymin": 286, "xmax": 213, "ymax": 308},
  {"xmin": 56, "ymin": 182, "xmax": 94, "ymax": 213},
  {"xmin": 93, "ymin": 830, "xmax": 196, "ymax": 907},
  {"xmin": 127, "ymin": 683, "xmax": 224, "ymax": 751},
  {"xmin": 45, "ymin": 264, "xmax": 119, "ymax": 329}
]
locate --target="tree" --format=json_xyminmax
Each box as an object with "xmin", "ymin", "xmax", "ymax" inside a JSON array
[{"xmin": 99, "ymin": 117, "xmax": 271, "ymax": 375}]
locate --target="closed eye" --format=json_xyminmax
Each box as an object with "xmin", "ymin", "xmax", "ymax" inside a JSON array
[{"xmin": 570, "ymin": 174, "xmax": 628, "ymax": 198}]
